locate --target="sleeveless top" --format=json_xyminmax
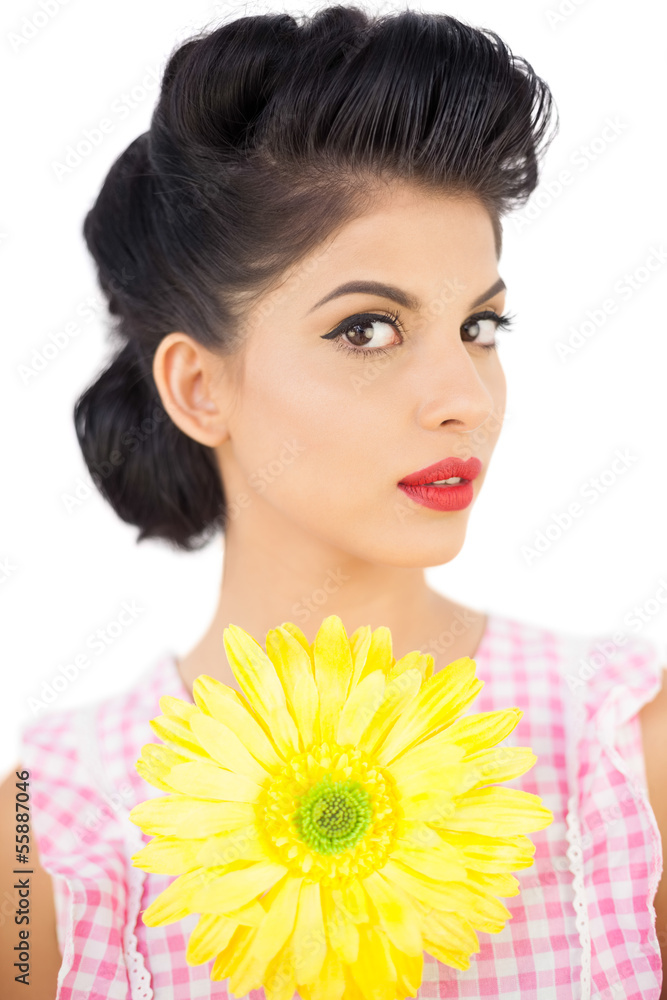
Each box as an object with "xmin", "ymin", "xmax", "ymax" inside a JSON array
[{"xmin": 18, "ymin": 611, "xmax": 666, "ymax": 1000}]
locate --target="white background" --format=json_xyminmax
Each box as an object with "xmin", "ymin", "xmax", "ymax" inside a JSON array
[{"xmin": 1, "ymin": 0, "xmax": 666, "ymax": 778}]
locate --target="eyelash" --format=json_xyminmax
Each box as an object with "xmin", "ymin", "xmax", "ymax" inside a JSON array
[{"xmin": 321, "ymin": 307, "xmax": 516, "ymax": 358}]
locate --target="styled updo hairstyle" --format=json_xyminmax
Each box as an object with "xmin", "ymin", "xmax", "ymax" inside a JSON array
[{"xmin": 74, "ymin": 3, "xmax": 557, "ymax": 551}]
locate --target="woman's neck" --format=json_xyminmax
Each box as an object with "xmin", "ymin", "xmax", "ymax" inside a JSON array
[{"xmin": 175, "ymin": 539, "xmax": 487, "ymax": 698}]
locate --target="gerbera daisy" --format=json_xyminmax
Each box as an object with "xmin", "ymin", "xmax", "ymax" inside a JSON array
[{"xmin": 129, "ymin": 614, "xmax": 553, "ymax": 1000}]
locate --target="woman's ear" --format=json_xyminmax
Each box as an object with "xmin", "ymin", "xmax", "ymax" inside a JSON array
[{"xmin": 152, "ymin": 332, "xmax": 231, "ymax": 447}]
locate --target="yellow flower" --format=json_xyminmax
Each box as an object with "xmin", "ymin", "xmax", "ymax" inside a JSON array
[{"xmin": 129, "ymin": 615, "xmax": 553, "ymax": 1000}]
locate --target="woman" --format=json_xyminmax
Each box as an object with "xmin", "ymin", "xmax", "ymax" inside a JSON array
[{"xmin": 4, "ymin": 5, "xmax": 666, "ymax": 998}]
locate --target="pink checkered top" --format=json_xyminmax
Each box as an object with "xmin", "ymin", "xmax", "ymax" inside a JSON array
[{"xmin": 18, "ymin": 611, "xmax": 666, "ymax": 1000}]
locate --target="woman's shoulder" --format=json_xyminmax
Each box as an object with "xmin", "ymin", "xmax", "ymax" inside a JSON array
[
  {"xmin": 479, "ymin": 611, "xmax": 665, "ymax": 827},
  {"xmin": 480, "ymin": 610, "xmax": 665, "ymax": 719},
  {"xmin": 17, "ymin": 651, "xmax": 185, "ymax": 872},
  {"xmin": 19, "ymin": 652, "xmax": 183, "ymax": 782},
  {"xmin": 15, "ymin": 652, "xmax": 183, "ymax": 999},
  {"xmin": 478, "ymin": 612, "xmax": 665, "ymax": 997}
]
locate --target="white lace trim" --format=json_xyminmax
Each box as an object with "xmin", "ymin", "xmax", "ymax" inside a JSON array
[
  {"xmin": 561, "ymin": 641, "xmax": 666, "ymax": 999},
  {"xmin": 594, "ymin": 678, "xmax": 666, "ymax": 969},
  {"xmin": 563, "ymin": 650, "xmax": 592, "ymax": 1000},
  {"xmin": 564, "ymin": 792, "xmax": 592, "ymax": 1000},
  {"xmin": 75, "ymin": 706, "xmax": 154, "ymax": 1000},
  {"xmin": 123, "ymin": 822, "xmax": 154, "ymax": 1000},
  {"xmin": 54, "ymin": 873, "xmax": 76, "ymax": 998}
]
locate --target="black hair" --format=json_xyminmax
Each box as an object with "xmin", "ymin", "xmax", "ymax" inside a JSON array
[{"xmin": 74, "ymin": 2, "xmax": 558, "ymax": 551}]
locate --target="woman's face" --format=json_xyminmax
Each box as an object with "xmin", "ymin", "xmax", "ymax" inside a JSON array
[{"xmin": 214, "ymin": 184, "xmax": 507, "ymax": 568}]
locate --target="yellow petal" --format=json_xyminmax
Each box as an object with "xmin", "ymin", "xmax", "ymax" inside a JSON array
[
  {"xmin": 388, "ymin": 939, "xmax": 424, "ymax": 996},
  {"xmin": 187, "ymin": 710, "xmax": 272, "ymax": 783},
  {"xmin": 312, "ymin": 616, "xmax": 354, "ymax": 745},
  {"xmin": 264, "ymin": 939, "xmax": 298, "ymax": 1000},
  {"xmin": 192, "ymin": 675, "xmax": 283, "ymax": 771},
  {"xmin": 301, "ymin": 945, "xmax": 346, "ymax": 1000},
  {"xmin": 389, "ymin": 844, "xmax": 467, "ymax": 883},
  {"xmin": 149, "ymin": 715, "xmax": 214, "ymax": 762},
  {"xmin": 321, "ymin": 885, "xmax": 359, "ymax": 964},
  {"xmin": 251, "ymin": 874, "xmax": 303, "ymax": 965},
  {"xmin": 225, "ymin": 910, "xmax": 297, "ymax": 994},
  {"xmin": 336, "ymin": 669, "xmax": 386, "ymax": 746},
  {"xmin": 459, "ymin": 746, "xmax": 537, "ymax": 791},
  {"xmin": 394, "ymin": 818, "xmax": 454, "ymax": 853},
  {"xmin": 236, "ymin": 899, "xmax": 268, "ymax": 925},
  {"xmin": 422, "ymin": 910, "xmax": 480, "ymax": 971},
  {"xmin": 386, "ymin": 649, "xmax": 431, "ymax": 683},
  {"xmin": 136, "ymin": 756, "xmax": 178, "ymax": 793},
  {"xmin": 357, "ymin": 627, "xmax": 393, "ymax": 684},
  {"xmin": 348, "ymin": 924, "xmax": 397, "ymax": 1000},
  {"xmin": 378, "ymin": 859, "xmax": 468, "ymax": 916},
  {"xmin": 292, "ymin": 670, "xmax": 320, "ymax": 748},
  {"xmin": 131, "ymin": 834, "xmax": 204, "ymax": 874},
  {"xmin": 195, "ymin": 824, "xmax": 267, "ymax": 867},
  {"xmin": 165, "ymin": 760, "xmax": 264, "ymax": 801},
  {"xmin": 136, "ymin": 742, "xmax": 192, "ymax": 790},
  {"xmin": 388, "ymin": 734, "xmax": 466, "ymax": 785},
  {"xmin": 422, "ymin": 935, "xmax": 471, "ymax": 971},
  {"xmin": 393, "ymin": 753, "xmax": 476, "ymax": 822},
  {"xmin": 401, "ymin": 791, "xmax": 461, "ymax": 824},
  {"xmin": 331, "ymin": 880, "xmax": 369, "ymax": 925},
  {"xmin": 142, "ymin": 866, "xmax": 217, "ymax": 926},
  {"xmin": 452, "ymin": 891, "xmax": 513, "ymax": 934},
  {"xmin": 186, "ymin": 912, "xmax": 237, "ymax": 964},
  {"xmin": 357, "ymin": 668, "xmax": 423, "ymax": 756},
  {"xmin": 349, "ymin": 625, "xmax": 372, "ymax": 689},
  {"xmin": 391, "ymin": 746, "xmax": 470, "ymax": 815},
  {"xmin": 266, "ymin": 627, "xmax": 320, "ymax": 746},
  {"xmin": 439, "ymin": 707, "xmax": 523, "ymax": 754},
  {"xmin": 465, "ymin": 869, "xmax": 520, "ymax": 897},
  {"xmin": 191, "ymin": 860, "xmax": 289, "ymax": 914},
  {"xmin": 266, "ymin": 626, "xmax": 314, "ymax": 702},
  {"xmin": 223, "ymin": 624, "xmax": 301, "ymax": 756},
  {"xmin": 340, "ymin": 969, "xmax": 368, "ymax": 1000},
  {"xmin": 226, "ymin": 926, "xmax": 264, "ymax": 996},
  {"xmin": 209, "ymin": 925, "xmax": 249, "ymax": 979},
  {"xmin": 375, "ymin": 658, "xmax": 484, "ymax": 765},
  {"xmin": 434, "ymin": 829, "xmax": 536, "ymax": 873},
  {"xmin": 290, "ymin": 879, "xmax": 327, "ymax": 984},
  {"xmin": 135, "ymin": 771, "xmax": 173, "ymax": 795},
  {"xmin": 159, "ymin": 694, "xmax": 198, "ymax": 724},
  {"xmin": 128, "ymin": 795, "xmax": 255, "ymax": 838},
  {"xmin": 280, "ymin": 621, "xmax": 314, "ymax": 660},
  {"xmin": 430, "ymin": 786, "xmax": 554, "ymax": 837},
  {"xmin": 382, "ymin": 861, "xmax": 512, "ymax": 933},
  {"xmin": 361, "ymin": 870, "xmax": 423, "ymax": 956},
  {"xmin": 215, "ymin": 910, "xmax": 281, "ymax": 990}
]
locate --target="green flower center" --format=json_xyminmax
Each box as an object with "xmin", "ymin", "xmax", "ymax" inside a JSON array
[
  {"xmin": 294, "ymin": 774, "xmax": 373, "ymax": 855},
  {"xmin": 259, "ymin": 742, "xmax": 398, "ymax": 884}
]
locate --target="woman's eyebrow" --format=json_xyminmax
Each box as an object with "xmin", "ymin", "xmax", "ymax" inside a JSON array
[{"xmin": 306, "ymin": 277, "xmax": 506, "ymax": 315}]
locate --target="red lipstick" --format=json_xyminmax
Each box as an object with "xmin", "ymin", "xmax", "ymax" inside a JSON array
[{"xmin": 397, "ymin": 456, "xmax": 482, "ymax": 511}]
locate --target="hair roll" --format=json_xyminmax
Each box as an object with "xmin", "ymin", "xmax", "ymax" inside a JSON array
[{"xmin": 73, "ymin": 338, "xmax": 224, "ymax": 549}]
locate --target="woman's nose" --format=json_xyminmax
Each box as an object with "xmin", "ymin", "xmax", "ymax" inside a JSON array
[{"xmin": 413, "ymin": 335, "xmax": 498, "ymax": 435}]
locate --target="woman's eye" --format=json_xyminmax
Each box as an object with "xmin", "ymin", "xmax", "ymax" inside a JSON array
[
  {"xmin": 320, "ymin": 311, "xmax": 403, "ymax": 357},
  {"xmin": 341, "ymin": 317, "xmax": 399, "ymax": 350},
  {"xmin": 461, "ymin": 310, "xmax": 513, "ymax": 349}
]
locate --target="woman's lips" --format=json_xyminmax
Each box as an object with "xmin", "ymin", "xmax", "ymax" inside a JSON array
[
  {"xmin": 398, "ymin": 456, "xmax": 482, "ymax": 486},
  {"xmin": 397, "ymin": 456, "xmax": 482, "ymax": 511}
]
